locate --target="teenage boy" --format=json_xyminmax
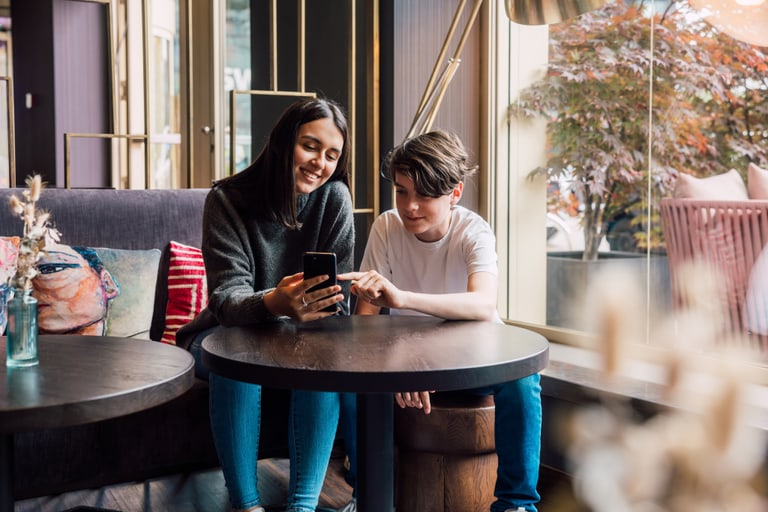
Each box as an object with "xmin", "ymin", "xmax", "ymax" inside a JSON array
[{"xmin": 337, "ymin": 130, "xmax": 542, "ymax": 512}]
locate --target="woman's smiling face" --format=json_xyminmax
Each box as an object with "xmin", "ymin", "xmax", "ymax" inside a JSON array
[{"xmin": 293, "ymin": 117, "xmax": 344, "ymax": 195}]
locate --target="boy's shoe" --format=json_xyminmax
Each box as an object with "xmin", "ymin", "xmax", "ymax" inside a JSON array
[{"xmin": 337, "ymin": 498, "xmax": 356, "ymax": 512}]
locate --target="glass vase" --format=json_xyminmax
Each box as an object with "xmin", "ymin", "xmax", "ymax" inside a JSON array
[{"xmin": 6, "ymin": 287, "xmax": 39, "ymax": 368}]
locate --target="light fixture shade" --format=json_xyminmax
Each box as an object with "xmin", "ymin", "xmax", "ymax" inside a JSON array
[
  {"xmin": 691, "ymin": 0, "xmax": 768, "ymax": 47},
  {"xmin": 505, "ymin": 0, "xmax": 609, "ymax": 25}
]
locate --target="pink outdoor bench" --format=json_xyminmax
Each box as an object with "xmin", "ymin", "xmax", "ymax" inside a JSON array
[{"xmin": 661, "ymin": 198, "xmax": 768, "ymax": 355}]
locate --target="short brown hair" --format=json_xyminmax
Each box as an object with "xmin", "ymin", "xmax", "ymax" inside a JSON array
[{"xmin": 382, "ymin": 130, "xmax": 477, "ymax": 197}]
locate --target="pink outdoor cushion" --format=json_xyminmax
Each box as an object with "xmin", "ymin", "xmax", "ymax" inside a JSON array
[
  {"xmin": 673, "ymin": 168, "xmax": 748, "ymax": 200},
  {"xmin": 748, "ymin": 162, "xmax": 768, "ymax": 200}
]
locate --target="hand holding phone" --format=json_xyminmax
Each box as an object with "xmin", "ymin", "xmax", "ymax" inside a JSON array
[{"xmin": 303, "ymin": 252, "xmax": 338, "ymax": 312}]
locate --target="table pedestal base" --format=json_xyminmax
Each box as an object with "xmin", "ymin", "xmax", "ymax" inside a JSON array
[
  {"xmin": 357, "ymin": 393, "xmax": 394, "ymax": 512},
  {"xmin": 1, "ymin": 432, "xmax": 13, "ymax": 512}
]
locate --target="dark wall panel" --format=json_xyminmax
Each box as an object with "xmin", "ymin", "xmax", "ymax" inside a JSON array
[
  {"xmin": 305, "ymin": 0, "xmax": 349, "ymax": 104},
  {"xmin": 11, "ymin": 0, "xmax": 111, "ymax": 189},
  {"xmin": 11, "ymin": 0, "xmax": 56, "ymax": 186}
]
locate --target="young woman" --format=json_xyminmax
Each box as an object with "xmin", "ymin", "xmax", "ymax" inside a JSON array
[{"xmin": 176, "ymin": 97, "xmax": 354, "ymax": 512}]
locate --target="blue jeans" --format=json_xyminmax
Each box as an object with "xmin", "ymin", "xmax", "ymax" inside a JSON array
[
  {"xmin": 191, "ymin": 329, "xmax": 341, "ymax": 512},
  {"xmin": 340, "ymin": 374, "xmax": 542, "ymax": 512}
]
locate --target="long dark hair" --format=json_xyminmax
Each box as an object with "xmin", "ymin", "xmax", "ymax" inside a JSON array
[{"xmin": 222, "ymin": 97, "xmax": 350, "ymax": 229}]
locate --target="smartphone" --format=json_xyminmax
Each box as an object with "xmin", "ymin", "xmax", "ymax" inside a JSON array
[{"xmin": 303, "ymin": 252, "xmax": 338, "ymax": 312}]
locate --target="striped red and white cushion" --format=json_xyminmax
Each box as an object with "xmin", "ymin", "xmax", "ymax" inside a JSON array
[{"xmin": 161, "ymin": 241, "xmax": 207, "ymax": 344}]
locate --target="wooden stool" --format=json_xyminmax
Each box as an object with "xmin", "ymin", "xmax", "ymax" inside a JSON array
[{"xmin": 394, "ymin": 393, "xmax": 497, "ymax": 512}]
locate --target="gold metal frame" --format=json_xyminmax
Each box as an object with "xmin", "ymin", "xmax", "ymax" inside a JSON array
[
  {"xmin": 227, "ymin": 0, "xmax": 376, "ymax": 215},
  {"xmin": 363, "ymin": 0, "xmax": 380, "ymax": 218},
  {"xmin": 181, "ymin": 0, "xmax": 191, "ymax": 187},
  {"xmin": 140, "ymin": 0, "xmax": 151, "ymax": 187},
  {"xmin": 228, "ymin": 90, "xmax": 316, "ymax": 176},
  {"xmin": 0, "ymin": 76, "xmax": 15, "ymax": 188},
  {"xmin": 270, "ymin": 0, "xmax": 279, "ymax": 90},
  {"xmin": 227, "ymin": 0, "xmax": 314, "ymax": 176},
  {"xmin": 347, "ymin": 0, "xmax": 356, "ymax": 206},
  {"xmin": 64, "ymin": 133, "xmax": 148, "ymax": 188}
]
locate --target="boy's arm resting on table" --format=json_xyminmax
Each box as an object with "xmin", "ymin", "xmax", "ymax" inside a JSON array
[
  {"xmin": 396, "ymin": 271, "xmax": 497, "ymax": 320},
  {"xmin": 339, "ymin": 270, "xmax": 498, "ymax": 321}
]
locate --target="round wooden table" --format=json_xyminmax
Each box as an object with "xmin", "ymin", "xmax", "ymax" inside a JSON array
[
  {"xmin": 202, "ymin": 315, "xmax": 549, "ymax": 512},
  {"xmin": 0, "ymin": 335, "xmax": 195, "ymax": 510}
]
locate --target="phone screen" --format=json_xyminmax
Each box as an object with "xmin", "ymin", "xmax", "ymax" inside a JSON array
[{"xmin": 303, "ymin": 252, "xmax": 338, "ymax": 312}]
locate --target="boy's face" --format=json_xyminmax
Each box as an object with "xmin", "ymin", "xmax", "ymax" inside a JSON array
[{"xmin": 393, "ymin": 170, "xmax": 462, "ymax": 243}]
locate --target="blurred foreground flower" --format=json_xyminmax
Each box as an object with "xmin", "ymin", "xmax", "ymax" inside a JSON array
[{"xmin": 565, "ymin": 263, "xmax": 768, "ymax": 512}]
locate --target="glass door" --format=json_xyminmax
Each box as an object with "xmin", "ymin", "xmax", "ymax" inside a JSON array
[
  {"xmin": 186, "ymin": 0, "xmax": 220, "ymax": 188},
  {"xmin": 147, "ymin": 0, "xmax": 181, "ymax": 188},
  {"xmin": 115, "ymin": 0, "xmax": 218, "ymax": 189}
]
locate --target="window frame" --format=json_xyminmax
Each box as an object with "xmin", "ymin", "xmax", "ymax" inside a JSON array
[{"xmin": 484, "ymin": 1, "xmax": 768, "ymax": 387}]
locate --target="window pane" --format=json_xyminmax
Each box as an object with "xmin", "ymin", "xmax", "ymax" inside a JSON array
[
  {"xmin": 508, "ymin": 0, "xmax": 768, "ymax": 361},
  {"xmin": 149, "ymin": 0, "xmax": 180, "ymax": 189},
  {"xmin": 224, "ymin": 0, "xmax": 251, "ymax": 176},
  {"xmin": 653, "ymin": 0, "xmax": 768, "ymax": 357},
  {"xmin": 511, "ymin": 1, "xmax": 659, "ymax": 331}
]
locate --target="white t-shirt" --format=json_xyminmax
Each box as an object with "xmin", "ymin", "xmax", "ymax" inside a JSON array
[{"xmin": 359, "ymin": 205, "xmax": 500, "ymax": 321}]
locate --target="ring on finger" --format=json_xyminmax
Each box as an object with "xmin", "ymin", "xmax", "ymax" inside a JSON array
[{"xmin": 301, "ymin": 295, "xmax": 308, "ymax": 307}]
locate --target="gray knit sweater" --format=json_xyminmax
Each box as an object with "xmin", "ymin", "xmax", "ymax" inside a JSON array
[{"xmin": 175, "ymin": 174, "xmax": 355, "ymax": 350}]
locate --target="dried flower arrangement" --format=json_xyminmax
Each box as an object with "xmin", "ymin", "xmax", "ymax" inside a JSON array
[
  {"xmin": 7, "ymin": 175, "xmax": 60, "ymax": 291},
  {"xmin": 559, "ymin": 264, "xmax": 768, "ymax": 512}
]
